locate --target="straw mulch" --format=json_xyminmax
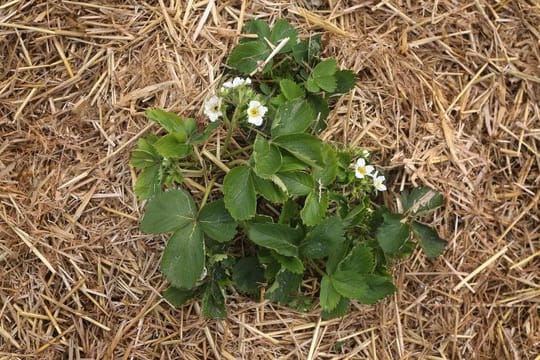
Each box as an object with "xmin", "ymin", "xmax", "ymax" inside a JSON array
[{"xmin": 1, "ymin": 0, "xmax": 539, "ymax": 358}]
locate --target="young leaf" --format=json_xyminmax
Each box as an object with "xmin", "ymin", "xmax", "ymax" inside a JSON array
[
  {"xmin": 272, "ymin": 253, "xmax": 304, "ymax": 274},
  {"xmin": 338, "ymin": 245, "xmax": 374, "ymax": 274},
  {"xmin": 153, "ymin": 134, "xmax": 192, "ymax": 159},
  {"xmin": 228, "ymin": 40, "xmax": 270, "ymax": 75},
  {"xmin": 134, "ymin": 165, "xmax": 161, "ymax": 200},
  {"xmin": 313, "ymin": 144, "xmax": 338, "ymax": 185},
  {"xmin": 321, "ymin": 296, "xmax": 349, "ymax": 320},
  {"xmin": 265, "ymin": 268, "xmax": 302, "ymax": 304},
  {"xmin": 202, "ymin": 282, "xmax": 226, "ymax": 319},
  {"xmin": 300, "ymin": 216, "xmax": 345, "ymax": 259},
  {"xmin": 331, "ymin": 271, "xmax": 395, "ymax": 304},
  {"xmin": 131, "ymin": 136, "xmax": 160, "ymax": 169},
  {"xmin": 163, "ymin": 286, "xmax": 197, "ymax": 307},
  {"xmin": 333, "ymin": 70, "xmax": 357, "ymax": 94},
  {"xmin": 320, "ymin": 276, "xmax": 341, "ymax": 312},
  {"xmin": 276, "ymin": 171, "xmax": 314, "ymax": 196},
  {"xmin": 253, "ymin": 135, "xmax": 282, "ymax": 178},
  {"xmin": 273, "ymin": 134, "xmax": 324, "ymax": 167},
  {"xmin": 247, "ymin": 223, "xmax": 302, "ymax": 257},
  {"xmin": 401, "ymin": 187, "xmax": 444, "ymax": 216},
  {"xmin": 160, "ymin": 223, "xmax": 204, "ymax": 289},
  {"xmin": 189, "ymin": 121, "xmax": 220, "ymax": 145},
  {"xmin": 300, "ymin": 190, "xmax": 329, "ymax": 226},
  {"xmin": 279, "ymin": 79, "xmax": 304, "ymax": 100},
  {"xmin": 411, "ymin": 221, "xmax": 447, "ymax": 258},
  {"xmin": 271, "ymin": 99, "xmax": 315, "ymax": 137},
  {"xmin": 375, "ymin": 212, "xmax": 410, "ymax": 255},
  {"xmin": 243, "ymin": 19, "xmax": 271, "ymax": 41},
  {"xmin": 311, "ymin": 59, "xmax": 338, "ymax": 92},
  {"xmin": 253, "ymin": 174, "xmax": 288, "ymax": 203},
  {"xmin": 145, "ymin": 109, "xmax": 186, "ymax": 134},
  {"xmin": 279, "ymin": 199, "xmax": 299, "ymax": 225},
  {"xmin": 305, "ymin": 76, "xmax": 320, "ymax": 93},
  {"xmin": 232, "ymin": 257, "xmax": 265, "ymax": 296},
  {"xmin": 140, "ymin": 189, "xmax": 197, "ymax": 234},
  {"xmin": 198, "ymin": 199, "xmax": 237, "ymax": 243},
  {"xmin": 269, "ymin": 19, "xmax": 297, "ymax": 53},
  {"xmin": 223, "ymin": 166, "xmax": 257, "ymax": 221}
]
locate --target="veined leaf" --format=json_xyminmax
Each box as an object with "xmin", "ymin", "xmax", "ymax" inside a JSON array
[
  {"xmin": 311, "ymin": 59, "xmax": 338, "ymax": 92},
  {"xmin": 243, "ymin": 19, "xmax": 271, "ymax": 41},
  {"xmin": 276, "ymin": 171, "xmax": 314, "ymax": 196},
  {"xmin": 232, "ymin": 257, "xmax": 265, "ymax": 296},
  {"xmin": 331, "ymin": 271, "xmax": 395, "ymax": 304},
  {"xmin": 272, "ymin": 253, "xmax": 304, "ymax": 274},
  {"xmin": 273, "ymin": 134, "xmax": 324, "ymax": 167},
  {"xmin": 412, "ymin": 221, "xmax": 447, "ymax": 258},
  {"xmin": 271, "ymin": 99, "xmax": 315, "ymax": 137},
  {"xmin": 134, "ymin": 165, "xmax": 161, "ymax": 200},
  {"xmin": 145, "ymin": 109, "xmax": 186, "ymax": 134},
  {"xmin": 313, "ymin": 144, "xmax": 338, "ymax": 186},
  {"xmin": 130, "ymin": 135, "xmax": 160, "ymax": 169},
  {"xmin": 320, "ymin": 276, "xmax": 341, "ymax": 312},
  {"xmin": 140, "ymin": 189, "xmax": 197, "ymax": 234},
  {"xmin": 247, "ymin": 223, "xmax": 303, "ymax": 257},
  {"xmin": 300, "ymin": 216, "xmax": 345, "ymax": 259},
  {"xmin": 153, "ymin": 134, "xmax": 192, "ymax": 159},
  {"xmin": 321, "ymin": 296, "xmax": 349, "ymax": 320},
  {"xmin": 228, "ymin": 40, "xmax": 270, "ymax": 75},
  {"xmin": 223, "ymin": 166, "xmax": 257, "ymax": 221},
  {"xmin": 375, "ymin": 212, "xmax": 410, "ymax": 255},
  {"xmin": 253, "ymin": 135, "xmax": 282, "ymax": 178},
  {"xmin": 198, "ymin": 199, "xmax": 237, "ymax": 243},
  {"xmin": 338, "ymin": 245, "xmax": 374, "ymax": 274},
  {"xmin": 279, "ymin": 79, "xmax": 304, "ymax": 100},
  {"xmin": 269, "ymin": 19, "xmax": 297, "ymax": 53},
  {"xmin": 300, "ymin": 190, "xmax": 329, "ymax": 226},
  {"xmin": 202, "ymin": 282, "xmax": 226, "ymax": 319},
  {"xmin": 253, "ymin": 174, "xmax": 288, "ymax": 203},
  {"xmin": 265, "ymin": 268, "xmax": 302, "ymax": 304},
  {"xmin": 401, "ymin": 187, "xmax": 443, "ymax": 216},
  {"xmin": 334, "ymin": 70, "xmax": 356, "ymax": 94},
  {"xmin": 163, "ymin": 286, "xmax": 197, "ymax": 307}
]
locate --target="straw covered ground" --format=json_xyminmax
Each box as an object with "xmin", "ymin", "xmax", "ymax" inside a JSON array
[{"xmin": 1, "ymin": 0, "xmax": 539, "ymax": 358}]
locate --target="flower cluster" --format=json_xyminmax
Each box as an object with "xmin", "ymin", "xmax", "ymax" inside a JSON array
[
  {"xmin": 354, "ymin": 158, "xmax": 386, "ymax": 191},
  {"xmin": 203, "ymin": 76, "xmax": 268, "ymax": 127}
]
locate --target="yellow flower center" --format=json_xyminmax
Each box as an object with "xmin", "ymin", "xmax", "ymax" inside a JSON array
[
  {"xmin": 211, "ymin": 104, "xmax": 219, "ymax": 112},
  {"xmin": 357, "ymin": 166, "xmax": 366, "ymax": 175},
  {"xmin": 249, "ymin": 107, "xmax": 260, "ymax": 117}
]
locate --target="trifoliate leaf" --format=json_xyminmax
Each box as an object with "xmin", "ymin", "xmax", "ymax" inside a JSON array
[
  {"xmin": 273, "ymin": 133, "xmax": 324, "ymax": 167},
  {"xmin": 253, "ymin": 135, "xmax": 282, "ymax": 178},
  {"xmin": 312, "ymin": 59, "xmax": 338, "ymax": 92},
  {"xmin": 401, "ymin": 187, "xmax": 444, "ymax": 216},
  {"xmin": 300, "ymin": 216, "xmax": 345, "ymax": 259},
  {"xmin": 232, "ymin": 257, "xmax": 265, "ymax": 296},
  {"xmin": 223, "ymin": 166, "xmax": 257, "ymax": 221},
  {"xmin": 202, "ymin": 282, "xmax": 226, "ymax": 319},
  {"xmin": 160, "ymin": 223, "xmax": 204, "ymax": 289},
  {"xmin": 140, "ymin": 189, "xmax": 197, "ymax": 234},
  {"xmin": 271, "ymin": 99, "xmax": 315, "ymax": 137},
  {"xmin": 412, "ymin": 221, "xmax": 447, "ymax": 258},
  {"xmin": 300, "ymin": 190, "xmax": 329, "ymax": 226},
  {"xmin": 276, "ymin": 171, "xmax": 314, "ymax": 196},
  {"xmin": 320, "ymin": 276, "xmax": 341, "ymax": 312},
  {"xmin": 228, "ymin": 40, "xmax": 270, "ymax": 75},
  {"xmin": 247, "ymin": 223, "xmax": 302, "ymax": 257},
  {"xmin": 153, "ymin": 134, "xmax": 192, "ymax": 159},
  {"xmin": 130, "ymin": 135, "xmax": 160, "ymax": 169},
  {"xmin": 375, "ymin": 212, "xmax": 410, "ymax": 255},
  {"xmin": 198, "ymin": 199, "xmax": 237, "ymax": 243}
]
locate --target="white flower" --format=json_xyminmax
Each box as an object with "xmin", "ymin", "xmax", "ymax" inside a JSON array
[
  {"xmin": 204, "ymin": 95, "xmax": 223, "ymax": 122},
  {"xmin": 222, "ymin": 76, "xmax": 251, "ymax": 89},
  {"xmin": 372, "ymin": 173, "xmax": 387, "ymax": 191},
  {"xmin": 354, "ymin": 158, "xmax": 374, "ymax": 179},
  {"xmin": 247, "ymin": 100, "xmax": 267, "ymax": 126}
]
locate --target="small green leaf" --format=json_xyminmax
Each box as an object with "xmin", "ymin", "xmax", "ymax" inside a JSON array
[
  {"xmin": 202, "ymin": 282, "xmax": 226, "ymax": 319},
  {"xmin": 279, "ymin": 155, "xmax": 309, "ymax": 172},
  {"xmin": 253, "ymin": 174, "xmax": 288, "ymax": 203},
  {"xmin": 273, "ymin": 134, "xmax": 324, "ymax": 167},
  {"xmin": 247, "ymin": 223, "xmax": 302, "ymax": 257},
  {"xmin": 228, "ymin": 40, "xmax": 270, "ymax": 75},
  {"xmin": 145, "ymin": 109, "xmax": 186, "ymax": 134},
  {"xmin": 269, "ymin": 19, "xmax": 297, "ymax": 53},
  {"xmin": 321, "ymin": 296, "xmax": 349, "ymax": 320},
  {"xmin": 243, "ymin": 19, "xmax": 271, "ymax": 40},
  {"xmin": 276, "ymin": 171, "xmax": 314, "ymax": 196},
  {"xmin": 313, "ymin": 144, "xmax": 338, "ymax": 185},
  {"xmin": 333, "ymin": 70, "xmax": 356, "ymax": 94},
  {"xmin": 300, "ymin": 216, "xmax": 345, "ymax": 259},
  {"xmin": 320, "ymin": 276, "xmax": 341, "ymax": 312},
  {"xmin": 300, "ymin": 191, "xmax": 329, "ymax": 226},
  {"xmin": 253, "ymin": 135, "xmax": 282, "ymax": 178},
  {"xmin": 401, "ymin": 187, "xmax": 444, "ymax": 216},
  {"xmin": 375, "ymin": 212, "xmax": 410, "ymax": 255},
  {"xmin": 140, "ymin": 189, "xmax": 197, "ymax": 234},
  {"xmin": 331, "ymin": 271, "xmax": 395, "ymax": 304},
  {"xmin": 338, "ymin": 245, "xmax": 374, "ymax": 274},
  {"xmin": 190, "ymin": 121, "xmax": 220, "ymax": 145},
  {"xmin": 134, "ymin": 165, "xmax": 161, "ymax": 200},
  {"xmin": 279, "ymin": 199, "xmax": 299, "ymax": 225},
  {"xmin": 279, "ymin": 79, "xmax": 304, "ymax": 100},
  {"xmin": 198, "ymin": 199, "xmax": 237, "ymax": 243},
  {"xmin": 232, "ymin": 257, "xmax": 265, "ymax": 296},
  {"xmin": 271, "ymin": 99, "xmax": 315, "ymax": 137},
  {"xmin": 305, "ymin": 77, "xmax": 320, "ymax": 93},
  {"xmin": 412, "ymin": 222, "xmax": 447, "ymax": 258},
  {"xmin": 307, "ymin": 94, "xmax": 330, "ymax": 132},
  {"xmin": 163, "ymin": 286, "xmax": 197, "ymax": 307},
  {"xmin": 312, "ymin": 59, "xmax": 338, "ymax": 92},
  {"xmin": 153, "ymin": 134, "xmax": 192, "ymax": 159},
  {"xmin": 265, "ymin": 268, "xmax": 302, "ymax": 304},
  {"xmin": 273, "ymin": 253, "xmax": 304, "ymax": 274},
  {"xmin": 160, "ymin": 223, "xmax": 204, "ymax": 289},
  {"xmin": 131, "ymin": 136, "xmax": 160, "ymax": 169},
  {"xmin": 223, "ymin": 166, "xmax": 257, "ymax": 221}
]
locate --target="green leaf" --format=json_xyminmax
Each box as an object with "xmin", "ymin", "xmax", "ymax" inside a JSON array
[
  {"xmin": 232, "ymin": 257, "xmax": 265, "ymax": 296},
  {"xmin": 130, "ymin": 136, "xmax": 160, "ymax": 169},
  {"xmin": 253, "ymin": 135, "xmax": 282, "ymax": 178},
  {"xmin": 279, "ymin": 79, "xmax": 304, "ymax": 100},
  {"xmin": 145, "ymin": 109, "xmax": 186, "ymax": 134},
  {"xmin": 134, "ymin": 165, "xmax": 161, "ymax": 200},
  {"xmin": 278, "ymin": 199, "xmax": 299, "ymax": 225},
  {"xmin": 269, "ymin": 19, "xmax": 297, "ymax": 53},
  {"xmin": 320, "ymin": 276, "xmax": 341, "ymax": 312},
  {"xmin": 338, "ymin": 245, "xmax": 374, "ymax": 274},
  {"xmin": 140, "ymin": 189, "xmax": 197, "ymax": 234},
  {"xmin": 163, "ymin": 286, "xmax": 197, "ymax": 307},
  {"xmin": 265, "ymin": 268, "xmax": 302, "ymax": 304},
  {"xmin": 279, "ymin": 155, "xmax": 309, "ymax": 172},
  {"xmin": 271, "ymin": 99, "xmax": 315, "ymax": 137},
  {"xmin": 307, "ymin": 94, "xmax": 330, "ymax": 132},
  {"xmin": 300, "ymin": 191, "xmax": 329, "ymax": 226},
  {"xmin": 247, "ymin": 223, "xmax": 302, "ymax": 257},
  {"xmin": 334, "ymin": 70, "xmax": 356, "ymax": 94},
  {"xmin": 313, "ymin": 144, "xmax": 338, "ymax": 185},
  {"xmin": 161, "ymin": 223, "xmax": 204, "ymax": 289},
  {"xmin": 202, "ymin": 282, "xmax": 226, "ymax": 319},
  {"xmin": 153, "ymin": 134, "xmax": 192, "ymax": 159},
  {"xmin": 312, "ymin": 59, "xmax": 338, "ymax": 92},
  {"xmin": 272, "ymin": 253, "xmax": 304, "ymax": 274},
  {"xmin": 273, "ymin": 134, "xmax": 324, "ymax": 167},
  {"xmin": 243, "ymin": 19, "xmax": 271, "ymax": 40},
  {"xmin": 198, "ymin": 199, "xmax": 237, "ymax": 243},
  {"xmin": 223, "ymin": 166, "xmax": 257, "ymax": 221},
  {"xmin": 331, "ymin": 271, "xmax": 395, "ymax": 304},
  {"xmin": 190, "ymin": 121, "xmax": 220, "ymax": 145},
  {"xmin": 305, "ymin": 76, "xmax": 320, "ymax": 93},
  {"xmin": 228, "ymin": 40, "xmax": 270, "ymax": 75},
  {"xmin": 375, "ymin": 212, "xmax": 410, "ymax": 255},
  {"xmin": 321, "ymin": 296, "xmax": 349, "ymax": 320},
  {"xmin": 412, "ymin": 222, "xmax": 447, "ymax": 258},
  {"xmin": 300, "ymin": 216, "xmax": 345, "ymax": 259},
  {"xmin": 253, "ymin": 174, "xmax": 288, "ymax": 203},
  {"xmin": 401, "ymin": 187, "xmax": 444, "ymax": 216},
  {"xmin": 276, "ymin": 171, "xmax": 314, "ymax": 196}
]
